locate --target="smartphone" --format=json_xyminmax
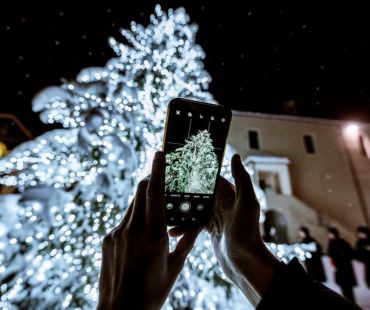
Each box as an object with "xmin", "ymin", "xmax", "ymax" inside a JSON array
[{"xmin": 162, "ymin": 98, "xmax": 232, "ymax": 226}]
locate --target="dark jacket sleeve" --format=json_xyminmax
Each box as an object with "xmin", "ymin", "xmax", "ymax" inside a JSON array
[{"xmin": 256, "ymin": 258, "xmax": 361, "ymax": 310}]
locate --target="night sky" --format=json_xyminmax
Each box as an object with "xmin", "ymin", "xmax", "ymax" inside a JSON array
[{"xmin": 2, "ymin": 1, "xmax": 370, "ymax": 136}]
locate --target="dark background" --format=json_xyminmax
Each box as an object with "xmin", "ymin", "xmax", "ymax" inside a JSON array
[{"xmin": 2, "ymin": 1, "xmax": 370, "ymax": 136}]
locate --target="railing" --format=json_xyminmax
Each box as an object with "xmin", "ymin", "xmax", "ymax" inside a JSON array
[{"xmin": 0, "ymin": 113, "xmax": 34, "ymax": 140}]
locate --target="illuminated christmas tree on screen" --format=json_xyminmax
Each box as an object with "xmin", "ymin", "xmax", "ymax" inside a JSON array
[
  {"xmin": 0, "ymin": 5, "xmax": 312, "ymax": 309},
  {"xmin": 165, "ymin": 130, "xmax": 219, "ymax": 194}
]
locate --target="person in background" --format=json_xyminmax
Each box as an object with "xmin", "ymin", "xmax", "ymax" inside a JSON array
[
  {"xmin": 297, "ymin": 226, "xmax": 326, "ymax": 282},
  {"xmin": 327, "ymin": 227, "xmax": 357, "ymax": 302},
  {"xmin": 355, "ymin": 225, "xmax": 370, "ymax": 287}
]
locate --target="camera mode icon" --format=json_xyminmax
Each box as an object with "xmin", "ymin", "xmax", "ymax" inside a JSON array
[{"xmin": 196, "ymin": 204, "xmax": 204, "ymax": 211}]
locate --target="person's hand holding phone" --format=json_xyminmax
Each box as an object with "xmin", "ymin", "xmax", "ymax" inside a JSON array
[
  {"xmin": 207, "ymin": 155, "xmax": 280, "ymax": 306},
  {"xmin": 97, "ymin": 152, "xmax": 200, "ymax": 310}
]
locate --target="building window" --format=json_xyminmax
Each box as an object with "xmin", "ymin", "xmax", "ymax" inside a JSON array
[
  {"xmin": 303, "ymin": 135, "xmax": 315, "ymax": 154},
  {"xmin": 359, "ymin": 135, "xmax": 370, "ymax": 159},
  {"xmin": 248, "ymin": 130, "xmax": 259, "ymax": 149}
]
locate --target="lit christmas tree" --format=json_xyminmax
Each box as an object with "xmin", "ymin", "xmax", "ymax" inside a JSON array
[
  {"xmin": 0, "ymin": 5, "xmax": 231, "ymax": 309},
  {"xmin": 0, "ymin": 5, "xmax": 313, "ymax": 310}
]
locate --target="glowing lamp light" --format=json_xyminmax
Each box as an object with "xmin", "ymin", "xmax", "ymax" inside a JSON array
[{"xmin": 344, "ymin": 123, "xmax": 359, "ymax": 137}]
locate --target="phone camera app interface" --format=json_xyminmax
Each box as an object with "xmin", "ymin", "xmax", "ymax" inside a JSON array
[{"xmin": 164, "ymin": 102, "xmax": 231, "ymax": 225}]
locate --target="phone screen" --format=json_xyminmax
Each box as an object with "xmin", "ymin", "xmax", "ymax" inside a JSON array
[{"xmin": 163, "ymin": 98, "xmax": 231, "ymax": 226}]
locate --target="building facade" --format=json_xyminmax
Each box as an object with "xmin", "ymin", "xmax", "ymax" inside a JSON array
[{"xmin": 228, "ymin": 111, "xmax": 370, "ymax": 246}]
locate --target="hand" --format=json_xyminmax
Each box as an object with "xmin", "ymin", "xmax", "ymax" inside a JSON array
[
  {"xmin": 207, "ymin": 154, "xmax": 279, "ymax": 305},
  {"xmin": 97, "ymin": 152, "xmax": 200, "ymax": 310}
]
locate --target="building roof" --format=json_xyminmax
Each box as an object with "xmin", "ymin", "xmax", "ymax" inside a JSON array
[{"xmin": 232, "ymin": 110, "xmax": 370, "ymax": 128}]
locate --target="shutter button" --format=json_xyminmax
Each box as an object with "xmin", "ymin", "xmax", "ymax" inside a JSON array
[{"xmin": 179, "ymin": 202, "xmax": 191, "ymax": 212}]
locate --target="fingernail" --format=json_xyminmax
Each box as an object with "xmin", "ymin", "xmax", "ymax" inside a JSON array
[
  {"xmin": 235, "ymin": 154, "xmax": 243, "ymax": 166},
  {"xmin": 154, "ymin": 151, "xmax": 162, "ymax": 161}
]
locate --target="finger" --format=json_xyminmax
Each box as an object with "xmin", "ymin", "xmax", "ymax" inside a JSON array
[
  {"xmin": 99, "ymin": 234, "xmax": 114, "ymax": 302},
  {"xmin": 110, "ymin": 200, "xmax": 134, "ymax": 237},
  {"xmin": 215, "ymin": 176, "xmax": 234, "ymax": 193},
  {"xmin": 214, "ymin": 176, "xmax": 235, "ymax": 203},
  {"xmin": 206, "ymin": 176, "xmax": 235, "ymax": 233},
  {"xmin": 169, "ymin": 227, "xmax": 201, "ymax": 270},
  {"xmin": 146, "ymin": 151, "xmax": 166, "ymax": 234},
  {"xmin": 231, "ymin": 154, "xmax": 257, "ymax": 205},
  {"xmin": 127, "ymin": 178, "xmax": 149, "ymax": 231},
  {"xmin": 168, "ymin": 226, "xmax": 192, "ymax": 237}
]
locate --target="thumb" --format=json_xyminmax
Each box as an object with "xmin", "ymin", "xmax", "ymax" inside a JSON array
[
  {"xmin": 169, "ymin": 227, "xmax": 201, "ymax": 270},
  {"xmin": 231, "ymin": 154, "xmax": 259, "ymax": 217}
]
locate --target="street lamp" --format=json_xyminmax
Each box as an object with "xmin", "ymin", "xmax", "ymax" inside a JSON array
[{"xmin": 344, "ymin": 123, "xmax": 359, "ymax": 137}]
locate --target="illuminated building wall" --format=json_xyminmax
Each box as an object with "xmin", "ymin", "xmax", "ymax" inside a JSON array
[{"xmin": 229, "ymin": 111, "xmax": 370, "ymax": 245}]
